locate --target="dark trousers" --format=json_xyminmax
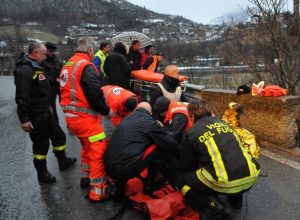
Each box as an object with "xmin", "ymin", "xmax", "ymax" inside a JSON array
[
  {"xmin": 178, "ymin": 172, "xmax": 244, "ymax": 212},
  {"xmin": 111, "ymin": 148, "xmax": 179, "ymax": 195},
  {"xmin": 29, "ymin": 112, "xmax": 66, "ymax": 158},
  {"xmin": 50, "ymin": 84, "xmax": 60, "ymax": 121}
]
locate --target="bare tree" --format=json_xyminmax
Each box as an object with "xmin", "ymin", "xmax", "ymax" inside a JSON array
[{"xmin": 229, "ymin": 0, "xmax": 300, "ymax": 95}]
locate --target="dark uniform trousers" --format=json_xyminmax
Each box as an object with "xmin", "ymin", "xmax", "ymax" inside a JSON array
[{"xmin": 29, "ymin": 110, "xmax": 66, "ymax": 167}]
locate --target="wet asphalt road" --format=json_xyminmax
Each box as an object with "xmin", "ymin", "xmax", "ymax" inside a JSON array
[{"xmin": 1, "ymin": 76, "xmax": 300, "ymax": 220}]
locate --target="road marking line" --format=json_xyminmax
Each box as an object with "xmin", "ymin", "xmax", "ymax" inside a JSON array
[{"xmin": 262, "ymin": 149, "xmax": 300, "ymax": 171}]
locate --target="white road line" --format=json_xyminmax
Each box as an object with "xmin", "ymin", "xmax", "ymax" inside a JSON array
[{"xmin": 262, "ymin": 149, "xmax": 300, "ymax": 171}]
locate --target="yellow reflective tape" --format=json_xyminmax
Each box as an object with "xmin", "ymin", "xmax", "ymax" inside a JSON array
[
  {"xmin": 204, "ymin": 137, "xmax": 228, "ymax": 182},
  {"xmin": 33, "ymin": 154, "xmax": 46, "ymax": 160},
  {"xmin": 196, "ymin": 168, "xmax": 259, "ymax": 194},
  {"xmin": 181, "ymin": 185, "xmax": 191, "ymax": 196},
  {"xmin": 53, "ymin": 145, "xmax": 66, "ymax": 151},
  {"xmin": 32, "ymin": 70, "xmax": 43, "ymax": 79},
  {"xmin": 64, "ymin": 61, "xmax": 75, "ymax": 67},
  {"xmin": 88, "ymin": 132, "xmax": 106, "ymax": 143}
]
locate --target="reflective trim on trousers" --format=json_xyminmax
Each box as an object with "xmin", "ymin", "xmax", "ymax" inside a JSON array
[
  {"xmin": 90, "ymin": 177, "xmax": 106, "ymax": 185},
  {"xmin": 53, "ymin": 145, "xmax": 66, "ymax": 151},
  {"xmin": 33, "ymin": 154, "xmax": 46, "ymax": 160},
  {"xmin": 88, "ymin": 132, "xmax": 106, "ymax": 143}
]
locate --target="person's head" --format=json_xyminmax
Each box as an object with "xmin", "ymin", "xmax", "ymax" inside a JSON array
[
  {"xmin": 137, "ymin": 102, "xmax": 152, "ymax": 114},
  {"xmin": 131, "ymin": 40, "xmax": 140, "ymax": 51},
  {"xmin": 144, "ymin": 45, "xmax": 154, "ymax": 55},
  {"xmin": 165, "ymin": 65, "xmax": 179, "ymax": 79},
  {"xmin": 154, "ymin": 96, "xmax": 170, "ymax": 119},
  {"xmin": 113, "ymin": 42, "xmax": 127, "ymax": 56},
  {"xmin": 28, "ymin": 42, "xmax": 47, "ymax": 64},
  {"xmin": 76, "ymin": 36, "xmax": 97, "ymax": 60},
  {"xmin": 121, "ymin": 96, "xmax": 138, "ymax": 117},
  {"xmin": 100, "ymin": 42, "xmax": 110, "ymax": 55},
  {"xmin": 45, "ymin": 42, "xmax": 57, "ymax": 57},
  {"xmin": 156, "ymin": 52, "xmax": 164, "ymax": 62},
  {"xmin": 187, "ymin": 100, "xmax": 207, "ymax": 123}
]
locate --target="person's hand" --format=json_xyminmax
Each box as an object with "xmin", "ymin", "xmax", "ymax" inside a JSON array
[
  {"xmin": 21, "ymin": 121, "xmax": 34, "ymax": 132},
  {"xmin": 56, "ymin": 78, "xmax": 60, "ymax": 83}
]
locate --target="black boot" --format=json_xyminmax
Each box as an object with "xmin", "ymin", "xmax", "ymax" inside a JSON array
[
  {"xmin": 33, "ymin": 159, "xmax": 56, "ymax": 183},
  {"xmin": 80, "ymin": 178, "xmax": 90, "ymax": 188},
  {"xmin": 228, "ymin": 194, "xmax": 243, "ymax": 209},
  {"xmin": 54, "ymin": 150, "xmax": 77, "ymax": 171}
]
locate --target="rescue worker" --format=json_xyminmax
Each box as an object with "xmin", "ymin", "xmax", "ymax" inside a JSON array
[
  {"xmin": 150, "ymin": 65, "xmax": 187, "ymax": 107},
  {"xmin": 127, "ymin": 40, "xmax": 142, "ymax": 71},
  {"xmin": 93, "ymin": 42, "xmax": 110, "ymax": 80},
  {"xmin": 104, "ymin": 102, "xmax": 180, "ymax": 199},
  {"xmin": 14, "ymin": 42, "xmax": 76, "ymax": 184},
  {"xmin": 101, "ymin": 85, "xmax": 138, "ymax": 139},
  {"xmin": 43, "ymin": 42, "xmax": 62, "ymax": 121},
  {"xmin": 143, "ymin": 52, "xmax": 163, "ymax": 72},
  {"xmin": 178, "ymin": 100, "xmax": 260, "ymax": 219},
  {"xmin": 154, "ymin": 96, "xmax": 192, "ymax": 142},
  {"xmin": 60, "ymin": 37, "xmax": 112, "ymax": 202}
]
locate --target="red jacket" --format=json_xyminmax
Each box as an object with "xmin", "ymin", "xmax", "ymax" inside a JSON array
[
  {"xmin": 164, "ymin": 101, "xmax": 193, "ymax": 130},
  {"xmin": 102, "ymin": 85, "xmax": 137, "ymax": 125}
]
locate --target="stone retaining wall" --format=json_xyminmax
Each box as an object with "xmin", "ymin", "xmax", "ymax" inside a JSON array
[{"xmin": 185, "ymin": 86, "xmax": 300, "ymax": 149}]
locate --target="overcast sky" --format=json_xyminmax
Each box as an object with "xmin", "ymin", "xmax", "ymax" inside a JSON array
[{"xmin": 127, "ymin": 0, "xmax": 294, "ymax": 24}]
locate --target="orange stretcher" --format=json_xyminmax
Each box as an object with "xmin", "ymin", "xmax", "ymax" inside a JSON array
[
  {"xmin": 131, "ymin": 70, "xmax": 187, "ymax": 83},
  {"xmin": 131, "ymin": 70, "xmax": 188, "ymax": 98}
]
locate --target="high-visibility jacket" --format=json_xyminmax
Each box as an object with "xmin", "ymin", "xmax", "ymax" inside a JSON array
[
  {"xmin": 102, "ymin": 85, "xmax": 137, "ymax": 126},
  {"xmin": 181, "ymin": 116, "xmax": 260, "ymax": 194},
  {"xmin": 94, "ymin": 49, "xmax": 107, "ymax": 77},
  {"xmin": 147, "ymin": 55, "xmax": 158, "ymax": 72},
  {"xmin": 163, "ymin": 101, "xmax": 193, "ymax": 130}
]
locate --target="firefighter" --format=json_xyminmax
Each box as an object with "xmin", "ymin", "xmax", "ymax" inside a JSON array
[
  {"xmin": 60, "ymin": 37, "xmax": 112, "ymax": 202},
  {"xmin": 101, "ymin": 85, "xmax": 138, "ymax": 139},
  {"xmin": 178, "ymin": 100, "xmax": 260, "ymax": 219},
  {"xmin": 154, "ymin": 96, "xmax": 192, "ymax": 142},
  {"xmin": 14, "ymin": 42, "xmax": 76, "ymax": 184},
  {"xmin": 104, "ymin": 102, "xmax": 180, "ymax": 199}
]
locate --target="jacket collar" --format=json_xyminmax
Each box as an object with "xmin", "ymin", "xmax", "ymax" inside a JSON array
[{"xmin": 75, "ymin": 51, "xmax": 91, "ymax": 61}]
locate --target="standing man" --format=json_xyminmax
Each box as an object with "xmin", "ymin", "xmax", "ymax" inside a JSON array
[
  {"xmin": 60, "ymin": 37, "xmax": 112, "ymax": 202},
  {"xmin": 93, "ymin": 42, "xmax": 110, "ymax": 80},
  {"xmin": 143, "ymin": 52, "xmax": 163, "ymax": 72},
  {"xmin": 127, "ymin": 40, "xmax": 141, "ymax": 71},
  {"xmin": 14, "ymin": 42, "xmax": 76, "ymax": 184},
  {"xmin": 43, "ymin": 42, "xmax": 62, "ymax": 121}
]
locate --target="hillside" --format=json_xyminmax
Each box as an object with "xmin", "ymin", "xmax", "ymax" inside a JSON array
[{"xmin": 0, "ymin": 0, "xmax": 197, "ymax": 31}]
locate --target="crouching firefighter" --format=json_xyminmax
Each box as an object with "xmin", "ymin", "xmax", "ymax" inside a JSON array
[
  {"xmin": 101, "ymin": 85, "xmax": 138, "ymax": 139},
  {"xmin": 14, "ymin": 42, "xmax": 76, "ymax": 183},
  {"xmin": 178, "ymin": 100, "xmax": 260, "ymax": 219},
  {"xmin": 104, "ymin": 102, "xmax": 180, "ymax": 200},
  {"xmin": 60, "ymin": 37, "xmax": 112, "ymax": 202},
  {"xmin": 154, "ymin": 96, "xmax": 192, "ymax": 142}
]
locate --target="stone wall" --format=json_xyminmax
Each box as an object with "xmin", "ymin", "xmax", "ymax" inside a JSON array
[{"xmin": 185, "ymin": 85, "xmax": 300, "ymax": 149}]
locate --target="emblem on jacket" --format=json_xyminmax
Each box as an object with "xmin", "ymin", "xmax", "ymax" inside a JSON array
[
  {"xmin": 112, "ymin": 88, "xmax": 122, "ymax": 95},
  {"xmin": 60, "ymin": 69, "xmax": 69, "ymax": 87},
  {"xmin": 38, "ymin": 73, "xmax": 46, "ymax": 80}
]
